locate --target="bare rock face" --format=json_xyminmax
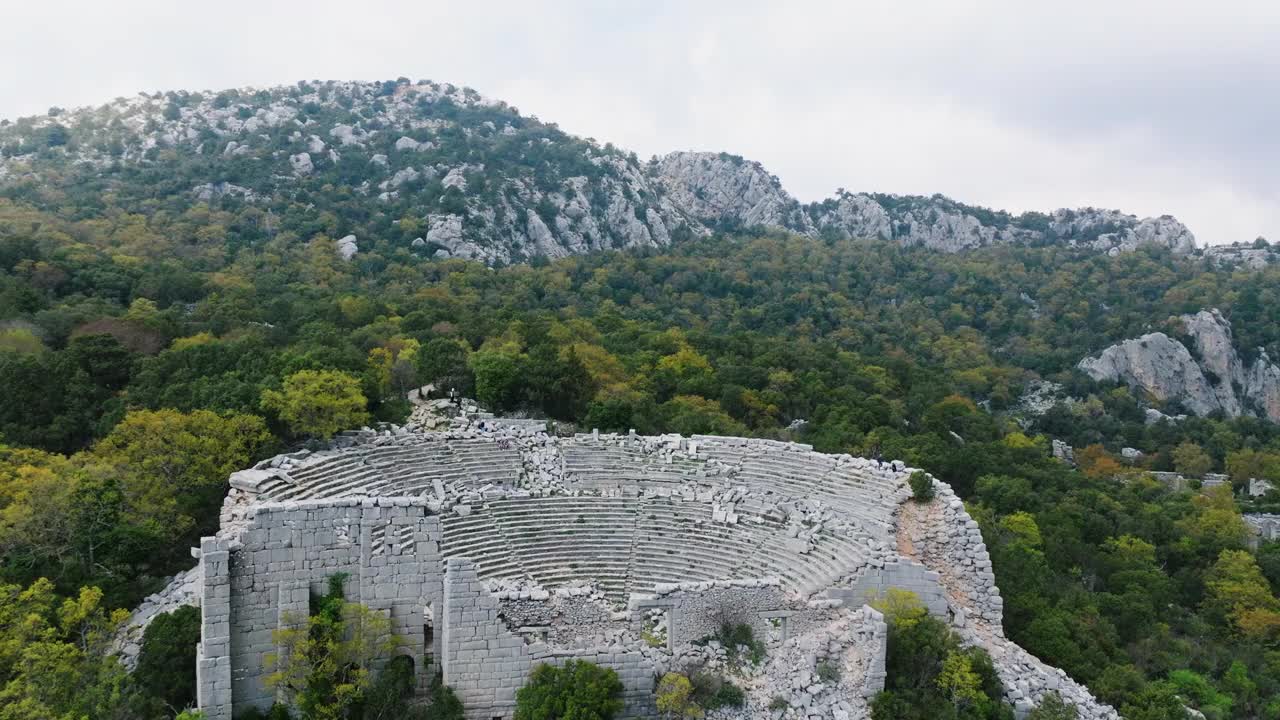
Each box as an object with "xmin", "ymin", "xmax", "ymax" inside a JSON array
[
  {"xmin": 336, "ymin": 234, "xmax": 359, "ymax": 261},
  {"xmin": 1078, "ymin": 332, "xmax": 1221, "ymax": 416},
  {"xmin": 1079, "ymin": 309, "xmax": 1280, "ymax": 422},
  {"xmin": 1204, "ymin": 240, "xmax": 1278, "ymax": 269},
  {"xmin": 288, "ymin": 152, "xmax": 313, "ymax": 175},
  {"xmin": 656, "ymin": 153, "xmax": 1198, "ymax": 255},
  {"xmin": 812, "ymin": 193, "xmax": 892, "ymax": 241},
  {"xmin": 1049, "ymin": 209, "xmax": 1195, "ymax": 255},
  {"xmin": 1181, "ymin": 309, "xmax": 1246, "ymax": 416},
  {"xmin": 655, "ymin": 151, "xmax": 812, "ymax": 231}
]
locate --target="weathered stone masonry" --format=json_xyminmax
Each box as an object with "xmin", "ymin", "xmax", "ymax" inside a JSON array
[
  {"xmin": 198, "ymin": 499, "xmax": 443, "ymax": 719},
  {"xmin": 188, "ymin": 425, "xmax": 1122, "ymax": 720}
]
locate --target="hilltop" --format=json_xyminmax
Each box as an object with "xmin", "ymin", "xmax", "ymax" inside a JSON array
[{"xmin": 0, "ymin": 78, "xmax": 1197, "ymax": 263}]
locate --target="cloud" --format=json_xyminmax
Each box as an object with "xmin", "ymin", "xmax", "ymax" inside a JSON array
[{"xmin": 2, "ymin": 0, "xmax": 1276, "ymax": 244}]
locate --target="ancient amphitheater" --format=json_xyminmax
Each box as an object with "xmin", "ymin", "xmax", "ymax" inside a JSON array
[{"xmin": 155, "ymin": 411, "xmax": 1118, "ymax": 720}]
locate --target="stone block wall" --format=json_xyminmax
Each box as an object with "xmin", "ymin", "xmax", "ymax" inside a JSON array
[
  {"xmin": 657, "ymin": 583, "xmax": 791, "ymax": 646},
  {"xmin": 529, "ymin": 648, "xmax": 657, "ymax": 718},
  {"xmin": 197, "ymin": 498, "xmax": 442, "ymax": 720},
  {"xmin": 443, "ymin": 558, "xmax": 658, "ymax": 720},
  {"xmin": 833, "ymin": 560, "xmax": 948, "ymax": 617},
  {"xmin": 859, "ymin": 606, "xmax": 888, "ymax": 699},
  {"xmin": 1246, "ymin": 513, "xmax": 1280, "ymax": 550},
  {"xmin": 442, "ymin": 558, "xmax": 533, "ymax": 718}
]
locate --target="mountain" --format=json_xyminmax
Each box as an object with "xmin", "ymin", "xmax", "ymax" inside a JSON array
[{"xmin": 0, "ymin": 78, "xmax": 1197, "ymax": 263}]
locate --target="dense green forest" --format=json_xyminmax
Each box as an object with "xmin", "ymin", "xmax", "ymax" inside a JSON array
[{"xmin": 2, "ymin": 187, "xmax": 1280, "ymax": 718}]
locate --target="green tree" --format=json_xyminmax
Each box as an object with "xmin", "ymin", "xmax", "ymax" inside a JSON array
[
  {"xmin": 1171, "ymin": 441, "xmax": 1212, "ymax": 477},
  {"xmin": 909, "ymin": 471, "xmax": 936, "ymax": 502},
  {"xmin": 1204, "ymin": 549, "xmax": 1280, "ymax": 640},
  {"xmin": 135, "ymin": 605, "xmax": 201, "ymax": 713},
  {"xmin": 468, "ymin": 350, "xmax": 523, "ymax": 412},
  {"xmin": 514, "ymin": 660, "xmax": 624, "ymax": 720},
  {"xmin": 266, "ymin": 576, "xmax": 399, "ymax": 720},
  {"xmin": 937, "ymin": 652, "xmax": 984, "ymax": 709},
  {"xmin": 0, "ymin": 580, "xmax": 133, "ymax": 720},
  {"xmin": 93, "ymin": 408, "xmax": 273, "ymax": 538},
  {"xmin": 262, "ymin": 370, "xmax": 370, "ymax": 440}
]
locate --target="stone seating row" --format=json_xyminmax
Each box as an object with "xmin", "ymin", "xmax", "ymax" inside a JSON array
[{"xmin": 434, "ymin": 495, "xmax": 872, "ymax": 600}]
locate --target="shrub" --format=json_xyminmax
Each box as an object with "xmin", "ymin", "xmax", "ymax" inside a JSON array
[
  {"xmin": 423, "ymin": 685, "xmax": 466, "ymax": 720},
  {"xmin": 515, "ymin": 660, "xmax": 624, "ymax": 720},
  {"xmin": 135, "ymin": 605, "xmax": 202, "ymax": 711},
  {"xmin": 1026, "ymin": 692, "xmax": 1078, "ymax": 720},
  {"xmin": 706, "ymin": 682, "xmax": 745, "ymax": 709},
  {"xmin": 234, "ymin": 705, "xmax": 293, "ymax": 720},
  {"xmin": 909, "ymin": 471, "xmax": 935, "ymax": 503},
  {"xmin": 870, "ymin": 590, "xmax": 1011, "ymax": 719},
  {"xmin": 687, "ymin": 671, "xmax": 745, "ymax": 710},
  {"xmin": 655, "ymin": 672, "xmax": 702, "ymax": 719},
  {"xmin": 712, "ymin": 622, "xmax": 765, "ymax": 665},
  {"xmin": 815, "ymin": 660, "xmax": 841, "ymax": 684}
]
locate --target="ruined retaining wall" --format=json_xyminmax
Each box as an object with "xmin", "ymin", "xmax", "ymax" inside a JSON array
[
  {"xmin": 198, "ymin": 499, "xmax": 443, "ymax": 720},
  {"xmin": 443, "ymin": 558, "xmax": 656, "ymax": 720},
  {"xmin": 831, "ymin": 560, "xmax": 948, "ymax": 617}
]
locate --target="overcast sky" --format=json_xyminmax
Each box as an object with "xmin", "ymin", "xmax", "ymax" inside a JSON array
[{"xmin": 3, "ymin": 1, "xmax": 1277, "ymax": 246}]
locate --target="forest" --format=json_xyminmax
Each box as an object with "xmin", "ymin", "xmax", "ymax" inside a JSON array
[{"xmin": 1, "ymin": 188, "xmax": 1280, "ymax": 718}]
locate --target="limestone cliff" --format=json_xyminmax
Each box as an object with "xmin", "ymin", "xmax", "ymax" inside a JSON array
[
  {"xmin": 1078, "ymin": 309, "xmax": 1280, "ymax": 421},
  {"xmin": 657, "ymin": 151, "xmax": 1196, "ymax": 254}
]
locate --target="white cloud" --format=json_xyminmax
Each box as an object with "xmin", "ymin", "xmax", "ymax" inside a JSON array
[{"xmin": 2, "ymin": 0, "xmax": 1276, "ymax": 244}]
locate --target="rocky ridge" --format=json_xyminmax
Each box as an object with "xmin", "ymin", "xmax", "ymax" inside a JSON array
[
  {"xmin": 0, "ymin": 79, "xmax": 1203, "ymax": 263},
  {"xmin": 1078, "ymin": 308, "xmax": 1280, "ymax": 422},
  {"xmin": 656, "ymin": 152, "xmax": 1197, "ymax": 254}
]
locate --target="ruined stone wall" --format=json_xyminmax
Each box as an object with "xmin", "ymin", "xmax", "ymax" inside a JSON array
[
  {"xmin": 859, "ymin": 606, "xmax": 888, "ymax": 699},
  {"xmin": 656, "ymin": 582, "xmax": 791, "ymax": 645},
  {"xmin": 832, "ymin": 560, "xmax": 948, "ymax": 617},
  {"xmin": 1246, "ymin": 513, "xmax": 1280, "ymax": 550},
  {"xmin": 197, "ymin": 499, "xmax": 442, "ymax": 720},
  {"xmin": 904, "ymin": 480, "xmax": 1004, "ymax": 628},
  {"xmin": 442, "ymin": 558, "xmax": 656, "ymax": 720}
]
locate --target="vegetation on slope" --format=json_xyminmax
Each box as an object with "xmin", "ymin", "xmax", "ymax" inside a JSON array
[{"xmin": 2, "ymin": 191, "xmax": 1280, "ymax": 716}]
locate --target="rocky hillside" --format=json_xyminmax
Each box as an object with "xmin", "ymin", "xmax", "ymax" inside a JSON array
[
  {"xmin": 0, "ymin": 78, "xmax": 1198, "ymax": 263},
  {"xmin": 656, "ymin": 151, "xmax": 1196, "ymax": 254},
  {"xmin": 1079, "ymin": 309, "xmax": 1280, "ymax": 422}
]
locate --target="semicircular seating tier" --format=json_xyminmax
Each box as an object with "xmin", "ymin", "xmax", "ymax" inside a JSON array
[{"xmin": 229, "ymin": 430, "xmax": 911, "ymax": 600}]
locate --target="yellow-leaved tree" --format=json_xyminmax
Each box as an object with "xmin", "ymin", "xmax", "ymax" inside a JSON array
[{"xmin": 262, "ymin": 370, "xmax": 370, "ymax": 440}]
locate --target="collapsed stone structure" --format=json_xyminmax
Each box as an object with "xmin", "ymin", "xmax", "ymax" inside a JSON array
[{"xmin": 183, "ymin": 419, "xmax": 1119, "ymax": 720}]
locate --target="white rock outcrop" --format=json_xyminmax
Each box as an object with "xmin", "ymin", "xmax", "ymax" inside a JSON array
[
  {"xmin": 288, "ymin": 152, "xmax": 313, "ymax": 175},
  {"xmin": 655, "ymin": 151, "xmax": 810, "ymax": 231},
  {"xmin": 336, "ymin": 233, "xmax": 359, "ymax": 261},
  {"xmin": 1079, "ymin": 309, "xmax": 1280, "ymax": 422}
]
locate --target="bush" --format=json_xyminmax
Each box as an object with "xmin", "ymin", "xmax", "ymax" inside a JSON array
[
  {"xmin": 234, "ymin": 705, "xmax": 293, "ymax": 720},
  {"xmin": 687, "ymin": 671, "xmax": 744, "ymax": 711},
  {"xmin": 358, "ymin": 654, "xmax": 416, "ymax": 719},
  {"xmin": 515, "ymin": 660, "xmax": 624, "ymax": 720},
  {"xmin": 655, "ymin": 673, "xmax": 701, "ymax": 720},
  {"xmin": 909, "ymin": 471, "xmax": 936, "ymax": 503},
  {"xmin": 423, "ymin": 685, "xmax": 465, "ymax": 720},
  {"xmin": 135, "ymin": 605, "xmax": 202, "ymax": 711},
  {"xmin": 701, "ymin": 622, "xmax": 765, "ymax": 665},
  {"xmin": 815, "ymin": 660, "xmax": 841, "ymax": 684},
  {"xmin": 871, "ymin": 591, "xmax": 1012, "ymax": 720},
  {"xmin": 706, "ymin": 682, "xmax": 745, "ymax": 709},
  {"xmin": 1026, "ymin": 692, "xmax": 1078, "ymax": 720}
]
